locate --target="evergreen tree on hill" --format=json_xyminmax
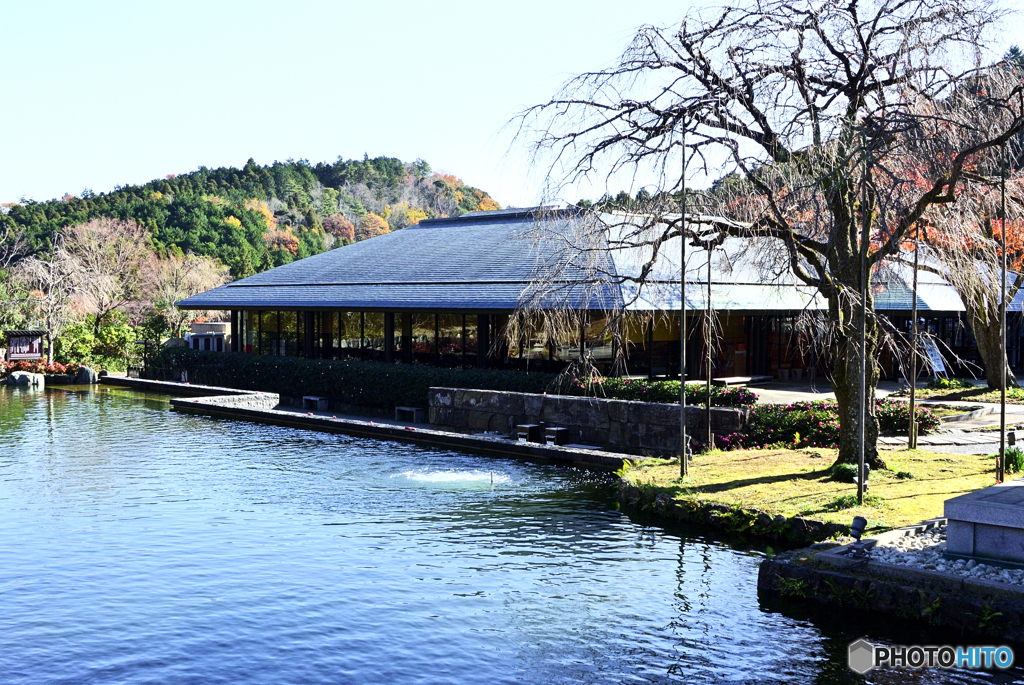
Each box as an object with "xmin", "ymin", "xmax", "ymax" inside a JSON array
[{"xmin": 0, "ymin": 156, "xmax": 500, "ymax": 279}]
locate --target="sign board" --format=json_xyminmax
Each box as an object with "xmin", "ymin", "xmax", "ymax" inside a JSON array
[
  {"xmin": 923, "ymin": 338, "xmax": 947, "ymax": 378},
  {"xmin": 5, "ymin": 331, "xmax": 45, "ymax": 361}
]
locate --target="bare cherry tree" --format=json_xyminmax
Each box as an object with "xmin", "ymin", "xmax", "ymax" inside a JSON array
[
  {"xmin": 15, "ymin": 232, "xmax": 79, "ymax": 361},
  {"xmin": 912, "ymin": 168, "xmax": 1024, "ymax": 389},
  {"xmin": 152, "ymin": 252, "xmax": 230, "ymax": 337},
  {"xmin": 513, "ymin": 0, "xmax": 1024, "ymax": 466},
  {"xmin": 64, "ymin": 218, "xmax": 153, "ymax": 335}
]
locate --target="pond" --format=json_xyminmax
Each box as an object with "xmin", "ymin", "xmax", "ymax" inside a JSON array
[{"xmin": 0, "ymin": 386, "xmax": 1020, "ymax": 684}]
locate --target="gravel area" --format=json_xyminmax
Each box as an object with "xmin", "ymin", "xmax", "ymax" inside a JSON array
[{"xmin": 870, "ymin": 524, "xmax": 1024, "ymax": 586}]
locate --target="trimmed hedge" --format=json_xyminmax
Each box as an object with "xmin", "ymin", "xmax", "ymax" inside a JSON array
[
  {"xmin": 159, "ymin": 349, "xmax": 557, "ymax": 411},
  {"xmin": 159, "ymin": 350, "xmax": 758, "ymax": 410},
  {"xmin": 562, "ymin": 377, "xmax": 757, "ymax": 407}
]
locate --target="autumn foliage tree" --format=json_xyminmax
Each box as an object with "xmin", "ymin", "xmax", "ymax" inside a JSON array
[
  {"xmin": 356, "ymin": 212, "xmax": 390, "ymax": 241},
  {"xmin": 515, "ymin": 0, "xmax": 1024, "ymax": 467},
  {"xmin": 323, "ymin": 213, "xmax": 356, "ymax": 242}
]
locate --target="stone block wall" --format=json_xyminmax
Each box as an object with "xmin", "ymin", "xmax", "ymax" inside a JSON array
[{"xmin": 428, "ymin": 387, "xmax": 749, "ymax": 456}]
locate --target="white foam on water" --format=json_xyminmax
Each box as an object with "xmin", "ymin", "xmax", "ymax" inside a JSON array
[{"xmin": 392, "ymin": 469, "xmax": 511, "ymax": 485}]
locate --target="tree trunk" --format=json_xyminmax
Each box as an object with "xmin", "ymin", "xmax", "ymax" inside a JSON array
[
  {"xmin": 828, "ymin": 289, "xmax": 888, "ymax": 470},
  {"xmin": 970, "ymin": 308, "xmax": 1018, "ymax": 389}
]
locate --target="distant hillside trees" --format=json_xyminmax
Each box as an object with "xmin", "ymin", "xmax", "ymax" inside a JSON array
[{"xmin": 0, "ymin": 155, "xmax": 500, "ymax": 280}]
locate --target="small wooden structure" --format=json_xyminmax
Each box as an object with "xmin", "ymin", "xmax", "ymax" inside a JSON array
[{"xmin": 4, "ymin": 330, "xmax": 46, "ymax": 361}]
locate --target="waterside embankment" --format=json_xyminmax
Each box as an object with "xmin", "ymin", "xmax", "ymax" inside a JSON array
[{"xmin": 100, "ymin": 377, "xmax": 627, "ymax": 470}]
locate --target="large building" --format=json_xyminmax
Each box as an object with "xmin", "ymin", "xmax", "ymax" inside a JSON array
[{"xmin": 177, "ymin": 207, "xmax": 1020, "ymax": 380}]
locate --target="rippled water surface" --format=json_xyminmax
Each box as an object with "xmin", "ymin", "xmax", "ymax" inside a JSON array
[{"xmin": 1, "ymin": 386, "xmax": 1022, "ymax": 684}]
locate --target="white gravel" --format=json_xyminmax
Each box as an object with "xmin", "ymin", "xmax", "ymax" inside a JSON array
[{"xmin": 870, "ymin": 524, "xmax": 1024, "ymax": 586}]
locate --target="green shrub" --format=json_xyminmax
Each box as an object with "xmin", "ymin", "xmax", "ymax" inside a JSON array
[
  {"xmin": 1003, "ymin": 447, "xmax": 1024, "ymax": 474},
  {"xmin": 826, "ymin": 493, "xmax": 882, "ymax": 511},
  {"xmin": 831, "ymin": 463, "xmax": 858, "ymax": 483},
  {"xmin": 926, "ymin": 377, "xmax": 975, "ymax": 390},
  {"xmin": 894, "ymin": 471, "xmax": 915, "ymax": 480}
]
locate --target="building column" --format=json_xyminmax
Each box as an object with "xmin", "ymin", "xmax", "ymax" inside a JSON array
[
  {"xmin": 401, "ymin": 313, "xmax": 413, "ymax": 363},
  {"xmin": 230, "ymin": 310, "xmax": 239, "ymax": 352},
  {"xmin": 384, "ymin": 313, "xmax": 395, "ymax": 363},
  {"xmin": 477, "ymin": 314, "xmax": 490, "ymax": 368},
  {"xmin": 303, "ymin": 312, "xmax": 315, "ymax": 358},
  {"xmin": 321, "ymin": 311, "xmax": 334, "ymax": 359}
]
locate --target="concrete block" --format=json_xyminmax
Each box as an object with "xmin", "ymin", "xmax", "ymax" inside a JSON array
[
  {"xmin": 973, "ymin": 523, "xmax": 1024, "ymax": 564},
  {"xmin": 945, "ymin": 520, "xmax": 975, "ymax": 557}
]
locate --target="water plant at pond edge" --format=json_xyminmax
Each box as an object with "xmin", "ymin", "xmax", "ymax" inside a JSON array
[{"xmin": 717, "ymin": 400, "xmax": 939, "ymax": 450}]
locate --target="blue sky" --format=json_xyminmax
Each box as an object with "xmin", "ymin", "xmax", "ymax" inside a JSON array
[{"xmin": 1, "ymin": 0, "xmax": 1021, "ymax": 208}]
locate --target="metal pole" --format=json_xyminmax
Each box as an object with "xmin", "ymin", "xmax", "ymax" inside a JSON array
[
  {"xmin": 858, "ymin": 133, "xmax": 870, "ymax": 505},
  {"xmin": 680, "ymin": 132, "xmax": 688, "ymax": 477},
  {"xmin": 1000, "ymin": 146, "xmax": 1008, "ymax": 482},
  {"xmin": 909, "ymin": 229, "xmax": 919, "ymax": 449},
  {"xmin": 706, "ymin": 237, "xmax": 713, "ymax": 450}
]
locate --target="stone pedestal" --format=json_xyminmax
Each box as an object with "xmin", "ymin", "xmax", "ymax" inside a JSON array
[{"xmin": 945, "ymin": 478, "xmax": 1024, "ymax": 565}]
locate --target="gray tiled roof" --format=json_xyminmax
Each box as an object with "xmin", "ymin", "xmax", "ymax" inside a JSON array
[
  {"xmin": 178, "ymin": 207, "xmax": 976, "ymax": 314},
  {"xmin": 178, "ymin": 208, "xmax": 620, "ymax": 311}
]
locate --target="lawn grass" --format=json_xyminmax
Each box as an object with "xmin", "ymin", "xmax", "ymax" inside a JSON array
[
  {"xmin": 624, "ymin": 447, "xmax": 1003, "ymax": 532},
  {"xmin": 891, "ymin": 386, "xmax": 1024, "ymax": 404},
  {"xmin": 923, "ymin": 404, "xmax": 982, "ymax": 419}
]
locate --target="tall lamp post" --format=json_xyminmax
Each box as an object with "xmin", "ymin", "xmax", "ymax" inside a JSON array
[
  {"xmin": 999, "ymin": 145, "xmax": 1008, "ymax": 483},
  {"xmin": 680, "ymin": 131, "xmax": 689, "ymax": 478},
  {"xmin": 908, "ymin": 227, "xmax": 919, "ymax": 449},
  {"xmin": 858, "ymin": 131, "xmax": 872, "ymax": 505}
]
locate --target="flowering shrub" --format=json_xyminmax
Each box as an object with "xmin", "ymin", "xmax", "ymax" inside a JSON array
[
  {"xmin": 876, "ymin": 398, "xmax": 940, "ymax": 434},
  {"xmin": 565, "ymin": 377, "xmax": 758, "ymax": 407},
  {"xmin": 716, "ymin": 399, "xmax": 939, "ymax": 451},
  {"xmin": 1, "ymin": 359, "xmax": 83, "ymax": 377}
]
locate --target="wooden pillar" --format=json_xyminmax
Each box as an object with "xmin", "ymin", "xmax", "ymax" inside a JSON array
[
  {"xmin": 384, "ymin": 313, "xmax": 395, "ymax": 363},
  {"xmin": 402, "ymin": 313, "xmax": 413, "ymax": 363}
]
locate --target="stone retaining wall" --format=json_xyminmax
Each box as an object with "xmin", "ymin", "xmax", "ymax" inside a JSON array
[
  {"xmin": 760, "ymin": 546, "xmax": 1024, "ymax": 642},
  {"xmin": 428, "ymin": 387, "xmax": 749, "ymax": 456}
]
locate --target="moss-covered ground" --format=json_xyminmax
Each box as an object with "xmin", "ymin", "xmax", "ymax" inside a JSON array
[{"xmin": 623, "ymin": 447, "xmax": 1004, "ymax": 531}]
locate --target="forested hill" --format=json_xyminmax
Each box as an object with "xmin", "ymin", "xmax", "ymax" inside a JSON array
[{"xmin": 0, "ymin": 156, "xmax": 501, "ymax": 278}]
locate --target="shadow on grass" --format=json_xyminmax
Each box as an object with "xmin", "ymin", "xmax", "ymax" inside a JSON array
[{"xmin": 691, "ymin": 468, "xmax": 834, "ymax": 495}]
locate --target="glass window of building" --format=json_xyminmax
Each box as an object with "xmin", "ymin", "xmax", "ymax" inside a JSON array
[
  {"xmin": 412, "ymin": 314, "xmax": 436, "ymax": 362},
  {"xmin": 338, "ymin": 312, "xmax": 362, "ymax": 354},
  {"xmin": 364, "ymin": 313, "xmax": 385, "ymax": 357},
  {"xmin": 281, "ymin": 311, "xmax": 298, "ymax": 356},
  {"xmin": 437, "ymin": 314, "xmax": 463, "ymax": 365},
  {"xmin": 260, "ymin": 311, "xmax": 279, "ymax": 355}
]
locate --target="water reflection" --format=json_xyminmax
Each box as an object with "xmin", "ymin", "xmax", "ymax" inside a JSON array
[{"xmin": 0, "ymin": 386, "xmax": 1021, "ymax": 685}]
